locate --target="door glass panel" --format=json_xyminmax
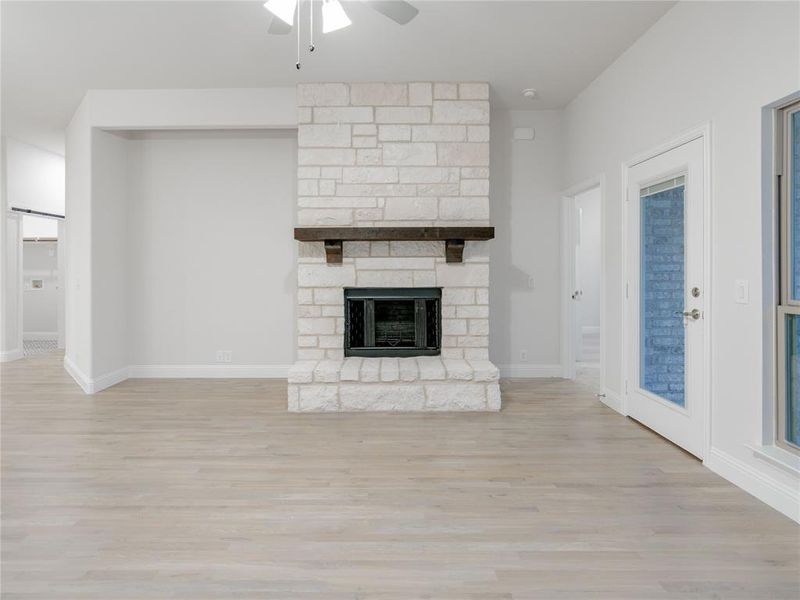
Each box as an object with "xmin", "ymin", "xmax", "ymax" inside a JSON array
[
  {"xmin": 785, "ymin": 313, "xmax": 800, "ymax": 446},
  {"xmin": 792, "ymin": 111, "xmax": 800, "ymax": 300},
  {"xmin": 640, "ymin": 178, "xmax": 686, "ymax": 406}
]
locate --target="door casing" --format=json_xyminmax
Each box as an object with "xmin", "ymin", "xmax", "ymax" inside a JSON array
[{"xmin": 560, "ymin": 176, "xmax": 606, "ymax": 387}]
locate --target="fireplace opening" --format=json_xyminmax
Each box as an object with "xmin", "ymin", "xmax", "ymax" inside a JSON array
[{"xmin": 344, "ymin": 288, "xmax": 441, "ymax": 357}]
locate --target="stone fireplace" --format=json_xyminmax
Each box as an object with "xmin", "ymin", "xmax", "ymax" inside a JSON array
[{"xmin": 287, "ymin": 82, "xmax": 500, "ymax": 411}]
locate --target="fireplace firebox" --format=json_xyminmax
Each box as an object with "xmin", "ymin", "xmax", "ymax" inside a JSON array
[{"xmin": 344, "ymin": 288, "xmax": 441, "ymax": 357}]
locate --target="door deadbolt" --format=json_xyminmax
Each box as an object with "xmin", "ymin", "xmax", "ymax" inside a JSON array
[{"xmin": 691, "ymin": 287, "xmax": 701, "ymax": 298}]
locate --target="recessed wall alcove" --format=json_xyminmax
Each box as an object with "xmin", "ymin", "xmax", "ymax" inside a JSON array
[
  {"xmin": 63, "ymin": 88, "xmax": 299, "ymax": 391},
  {"xmin": 89, "ymin": 127, "xmax": 297, "ymax": 379}
]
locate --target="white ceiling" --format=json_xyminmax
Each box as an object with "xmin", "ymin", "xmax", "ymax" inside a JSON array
[{"xmin": 1, "ymin": 1, "xmax": 674, "ymax": 154}]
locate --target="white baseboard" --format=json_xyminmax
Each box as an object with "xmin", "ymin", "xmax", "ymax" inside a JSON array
[
  {"xmin": 127, "ymin": 364, "xmax": 291, "ymax": 379},
  {"xmin": 704, "ymin": 447, "xmax": 800, "ymax": 523},
  {"xmin": 93, "ymin": 366, "xmax": 130, "ymax": 393},
  {"xmin": 586, "ymin": 392, "xmax": 797, "ymax": 522},
  {"xmin": 63, "ymin": 355, "xmax": 93, "ymax": 394},
  {"xmin": 599, "ymin": 388, "xmax": 624, "ymax": 414},
  {"xmin": 64, "ymin": 361, "xmax": 292, "ymax": 392},
  {"xmin": 0, "ymin": 348, "xmax": 23, "ymax": 362},
  {"xmin": 23, "ymin": 331, "xmax": 58, "ymax": 341},
  {"xmin": 63, "ymin": 356, "xmax": 129, "ymax": 394},
  {"xmin": 499, "ymin": 364, "xmax": 562, "ymax": 378}
]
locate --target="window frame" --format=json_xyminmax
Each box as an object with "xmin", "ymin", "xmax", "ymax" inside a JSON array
[{"xmin": 777, "ymin": 100, "xmax": 800, "ymax": 454}]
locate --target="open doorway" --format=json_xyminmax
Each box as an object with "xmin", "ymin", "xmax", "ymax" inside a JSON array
[
  {"xmin": 574, "ymin": 187, "xmax": 602, "ymax": 388},
  {"xmin": 561, "ymin": 182, "xmax": 603, "ymax": 392},
  {"xmin": 22, "ymin": 214, "xmax": 62, "ymax": 357}
]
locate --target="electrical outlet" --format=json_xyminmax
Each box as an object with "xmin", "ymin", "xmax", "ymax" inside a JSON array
[
  {"xmin": 216, "ymin": 350, "xmax": 232, "ymax": 363},
  {"xmin": 513, "ymin": 127, "xmax": 535, "ymax": 141},
  {"xmin": 734, "ymin": 279, "xmax": 749, "ymax": 304},
  {"xmin": 520, "ymin": 349, "xmax": 528, "ymax": 362}
]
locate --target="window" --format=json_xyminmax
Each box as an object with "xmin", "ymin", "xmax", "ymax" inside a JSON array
[{"xmin": 778, "ymin": 99, "xmax": 800, "ymax": 454}]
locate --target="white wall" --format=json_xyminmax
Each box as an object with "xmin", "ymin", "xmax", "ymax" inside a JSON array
[
  {"xmin": 575, "ymin": 186, "xmax": 601, "ymax": 334},
  {"xmin": 64, "ymin": 87, "xmax": 296, "ymax": 386},
  {"xmin": 126, "ymin": 130, "xmax": 296, "ymax": 369},
  {"xmin": 91, "ymin": 129, "xmax": 130, "ymax": 378},
  {"xmin": 0, "ymin": 140, "xmax": 24, "ymax": 361},
  {"xmin": 0, "ymin": 211, "xmax": 22, "ymax": 360},
  {"xmin": 5, "ymin": 138, "xmax": 65, "ymax": 215},
  {"xmin": 23, "ymin": 241, "xmax": 58, "ymax": 338},
  {"xmin": 57, "ymin": 220, "xmax": 65, "ymax": 348},
  {"xmin": 0, "ymin": 138, "xmax": 15, "ymax": 360},
  {"xmin": 22, "ymin": 214, "xmax": 58, "ymax": 239},
  {"xmin": 83, "ymin": 127, "xmax": 297, "ymax": 379},
  {"xmin": 65, "ymin": 101, "xmax": 93, "ymax": 375},
  {"xmin": 562, "ymin": 1, "xmax": 800, "ymax": 519},
  {"xmin": 490, "ymin": 110, "xmax": 563, "ymax": 375}
]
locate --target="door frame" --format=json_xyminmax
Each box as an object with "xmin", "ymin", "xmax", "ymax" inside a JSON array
[
  {"xmin": 16, "ymin": 212, "xmax": 65, "ymax": 353},
  {"xmin": 621, "ymin": 122, "xmax": 713, "ymax": 459},
  {"xmin": 560, "ymin": 175, "xmax": 606, "ymax": 385},
  {"xmin": 1, "ymin": 210, "xmax": 24, "ymax": 362}
]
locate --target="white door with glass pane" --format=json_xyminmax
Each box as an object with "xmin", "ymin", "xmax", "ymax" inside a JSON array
[{"xmin": 625, "ymin": 137, "xmax": 706, "ymax": 458}]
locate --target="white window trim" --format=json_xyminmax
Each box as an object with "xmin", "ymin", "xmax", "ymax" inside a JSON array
[
  {"xmin": 769, "ymin": 94, "xmax": 800, "ymax": 463},
  {"xmin": 748, "ymin": 443, "xmax": 800, "ymax": 475}
]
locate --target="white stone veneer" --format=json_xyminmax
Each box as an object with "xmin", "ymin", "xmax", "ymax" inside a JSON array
[
  {"xmin": 288, "ymin": 357, "xmax": 500, "ymax": 412},
  {"xmin": 291, "ymin": 82, "xmax": 500, "ymax": 411}
]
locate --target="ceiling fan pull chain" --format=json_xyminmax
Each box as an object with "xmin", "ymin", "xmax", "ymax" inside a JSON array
[
  {"xmin": 296, "ymin": 0, "xmax": 301, "ymax": 69},
  {"xmin": 309, "ymin": 0, "xmax": 315, "ymax": 52}
]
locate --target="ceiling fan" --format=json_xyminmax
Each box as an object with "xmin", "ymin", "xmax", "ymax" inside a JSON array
[{"xmin": 263, "ymin": 0, "xmax": 419, "ymax": 68}]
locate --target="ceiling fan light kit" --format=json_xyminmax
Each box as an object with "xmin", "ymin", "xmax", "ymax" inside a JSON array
[
  {"xmin": 264, "ymin": 0, "xmax": 418, "ymax": 68},
  {"xmin": 322, "ymin": 0, "xmax": 351, "ymax": 33},
  {"xmin": 263, "ymin": 0, "xmax": 297, "ymax": 26}
]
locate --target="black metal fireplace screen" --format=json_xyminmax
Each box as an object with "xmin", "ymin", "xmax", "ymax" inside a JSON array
[{"xmin": 344, "ymin": 288, "xmax": 441, "ymax": 357}]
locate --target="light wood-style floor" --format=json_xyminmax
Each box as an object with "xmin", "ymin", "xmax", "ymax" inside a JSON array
[{"xmin": 2, "ymin": 352, "xmax": 798, "ymax": 599}]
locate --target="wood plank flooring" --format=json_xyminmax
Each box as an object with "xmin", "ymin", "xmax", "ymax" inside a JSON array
[{"xmin": 2, "ymin": 352, "xmax": 798, "ymax": 599}]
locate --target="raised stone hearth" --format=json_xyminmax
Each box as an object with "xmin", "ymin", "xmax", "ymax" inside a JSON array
[
  {"xmin": 288, "ymin": 357, "xmax": 499, "ymax": 411},
  {"xmin": 290, "ymin": 81, "xmax": 500, "ymax": 412}
]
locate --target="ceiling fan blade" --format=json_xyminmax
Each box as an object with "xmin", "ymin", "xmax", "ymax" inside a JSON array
[
  {"xmin": 267, "ymin": 14, "xmax": 292, "ymax": 35},
  {"xmin": 362, "ymin": 0, "xmax": 419, "ymax": 25}
]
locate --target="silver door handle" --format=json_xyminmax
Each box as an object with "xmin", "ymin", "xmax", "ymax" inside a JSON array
[{"xmin": 675, "ymin": 309, "xmax": 701, "ymax": 320}]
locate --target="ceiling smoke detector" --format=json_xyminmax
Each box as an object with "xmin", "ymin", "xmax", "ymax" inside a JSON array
[{"xmin": 522, "ymin": 88, "xmax": 538, "ymax": 100}]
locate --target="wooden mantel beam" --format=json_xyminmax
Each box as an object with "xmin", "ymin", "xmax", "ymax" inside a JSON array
[{"xmin": 294, "ymin": 227, "xmax": 495, "ymax": 264}]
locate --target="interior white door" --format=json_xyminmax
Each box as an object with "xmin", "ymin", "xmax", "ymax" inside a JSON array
[
  {"xmin": 573, "ymin": 202, "xmax": 583, "ymax": 360},
  {"xmin": 626, "ymin": 137, "xmax": 706, "ymax": 458}
]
